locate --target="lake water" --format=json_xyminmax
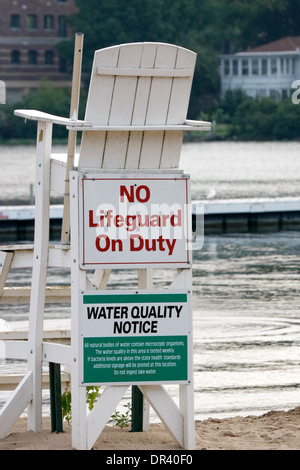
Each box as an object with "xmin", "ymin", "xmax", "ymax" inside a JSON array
[
  {"xmin": 0, "ymin": 141, "xmax": 300, "ymax": 421},
  {"xmin": 1, "ymin": 140, "xmax": 300, "ymax": 204}
]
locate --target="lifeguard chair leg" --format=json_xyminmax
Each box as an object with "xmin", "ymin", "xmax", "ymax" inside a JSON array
[{"xmin": 27, "ymin": 120, "xmax": 53, "ymax": 431}]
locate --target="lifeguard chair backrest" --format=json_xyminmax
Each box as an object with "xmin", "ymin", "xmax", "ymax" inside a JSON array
[{"xmin": 78, "ymin": 42, "xmax": 196, "ymax": 170}]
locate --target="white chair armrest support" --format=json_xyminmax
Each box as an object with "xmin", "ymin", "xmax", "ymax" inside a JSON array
[
  {"xmin": 14, "ymin": 109, "xmax": 91, "ymax": 127},
  {"xmin": 185, "ymin": 119, "xmax": 211, "ymax": 128}
]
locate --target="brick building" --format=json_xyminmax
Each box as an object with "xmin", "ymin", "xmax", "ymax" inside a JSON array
[{"xmin": 0, "ymin": 0, "xmax": 77, "ymax": 102}]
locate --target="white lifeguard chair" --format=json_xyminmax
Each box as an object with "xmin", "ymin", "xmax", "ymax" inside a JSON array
[{"xmin": 0, "ymin": 40, "xmax": 211, "ymax": 449}]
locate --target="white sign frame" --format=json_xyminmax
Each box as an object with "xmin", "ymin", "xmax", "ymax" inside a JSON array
[{"xmin": 77, "ymin": 171, "xmax": 192, "ymax": 269}]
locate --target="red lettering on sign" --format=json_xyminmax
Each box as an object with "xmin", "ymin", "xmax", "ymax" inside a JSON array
[
  {"xmin": 120, "ymin": 185, "xmax": 150, "ymax": 203},
  {"xmin": 129, "ymin": 234, "xmax": 176, "ymax": 256},
  {"xmin": 89, "ymin": 210, "xmax": 98, "ymax": 227},
  {"xmin": 95, "ymin": 235, "xmax": 123, "ymax": 252}
]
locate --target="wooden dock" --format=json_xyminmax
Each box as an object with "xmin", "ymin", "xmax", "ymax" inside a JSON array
[{"xmin": 194, "ymin": 197, "xmax": 300, "ymax": 233}]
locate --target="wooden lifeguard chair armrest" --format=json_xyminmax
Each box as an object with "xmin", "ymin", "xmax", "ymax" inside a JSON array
[
  {"xmin": 14, "ymin": 109, "xmax": 92, "ymax": 128},
  {"xmin": 65, "ymin": 120, "xmax": 212, "ymax": 132},
  {"xmin": 14, "ymin": 110, "xmax": 211, "ymax": 132}
]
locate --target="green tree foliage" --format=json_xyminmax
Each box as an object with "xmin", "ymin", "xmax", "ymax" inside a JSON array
[
  {"xmin": 0, "ymin": 81, "xmax": 86, "ymax": 141},
  {"xmin": 228, "ymin": 96, "xmax": 300, "ymax": 140},
  {"xmin": 63, "ymin": 0, "xmax": 218, "ymax": 63},
  {"xmin": 57, "ymin": 0, "xmax": 220, "ymax": 116},
  {"xmin": 217, "ymin": 0, "xmax": 300, "ymax": 53}
]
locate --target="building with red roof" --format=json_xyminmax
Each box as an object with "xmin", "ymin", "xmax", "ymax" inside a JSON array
[{"xmin": 220, "ymin": 36, "xmax": 300, "ymax": 100}]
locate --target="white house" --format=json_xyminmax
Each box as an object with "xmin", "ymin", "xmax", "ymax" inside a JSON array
[{"xmin": 220, "ymin": 36, "xmax": 300, "ymax": 100}]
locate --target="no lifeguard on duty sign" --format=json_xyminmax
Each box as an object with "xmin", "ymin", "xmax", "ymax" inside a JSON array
[{"xmin": 78, "ymin": 173, "xmax": 192, "ymax": 269}]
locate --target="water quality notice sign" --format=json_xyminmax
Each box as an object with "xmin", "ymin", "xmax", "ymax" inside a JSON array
[{"xmin": 80, "ymin": 290, "xmax": 191, "ymax": 385}]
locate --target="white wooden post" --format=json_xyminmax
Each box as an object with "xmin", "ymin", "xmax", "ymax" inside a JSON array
[
  {"xmin": 179, "ymin": 382, "xmax": 195, "ymax": 449},
  {"xmin": 27, "ymin": 120, "xmax": 52, "ymax": 431},
  {"xmin": 138, "ymin": 268, "xmax": 152, "ymax": 431},
  {"xmin": 0, "ymin": 372, "xmax": 33, "ymax": 438},
  {"xmin": 70, "ymin": 170, "xmax": 88, "ymax": 449},
  {"xmin": 61, "ymin": 32, "xmax": 84, "ymax": 244}
]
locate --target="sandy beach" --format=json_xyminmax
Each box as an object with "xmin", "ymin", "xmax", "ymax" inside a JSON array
[{"xmin": 1, "ymin": 407, "xmax": 300, "ymax": 450}]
